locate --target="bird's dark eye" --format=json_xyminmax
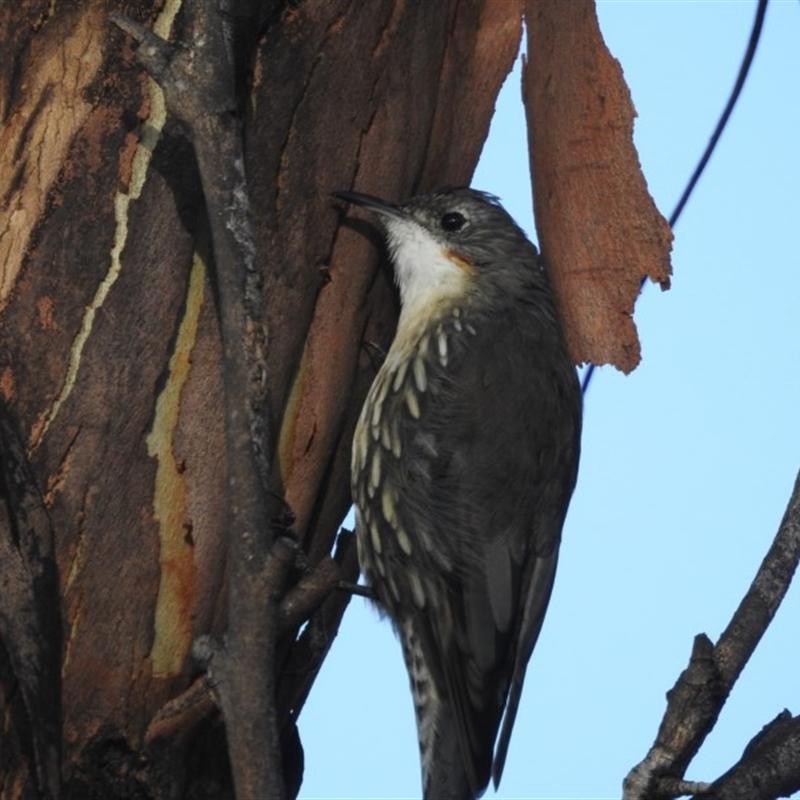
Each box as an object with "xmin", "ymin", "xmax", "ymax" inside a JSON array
[{"xmin": 440, "ymin": 212, "xmax": 466, "ymax": 232}]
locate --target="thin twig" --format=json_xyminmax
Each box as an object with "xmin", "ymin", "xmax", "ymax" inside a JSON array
[{"xmin": 337, "ymin": 581, "xmax": 375, "ymax": 600}]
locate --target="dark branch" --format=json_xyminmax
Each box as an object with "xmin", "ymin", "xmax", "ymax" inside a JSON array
[
  {"xmin": 113, "ymin": 2, "xmax": 285, "ymax": 796},
  {"xmin": 624, "ymin": 467, "xmax": 800, "ymax": 799},
  {"xmin": 194, "ymin": 537, "xmax": 298, "ymax": 800},
  {"xmin": 695, "ymin": 711, "xmax": 800, "ymax": 800},
  {"xmin": 337, "ymin": 581, "xmax": 376, "ymax": 600},
  {"xmin": 279, "ymin": 557, "xmax": 342, "ymax": 634},
  {"xmin": 144, "ymin": 677, "xmax": 217, "ymax": 748},
  {"xmin": 276, "ymin": 529, "xmax": 362, "ymax": 727},
  {"xmin": 0, "ymin": 396, "xmax": 61, "ymax": 800}
]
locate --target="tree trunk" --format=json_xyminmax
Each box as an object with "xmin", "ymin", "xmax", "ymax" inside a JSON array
[{"xmin": 0, "ymin": 1, "xmax": 523, "ymax": 796}]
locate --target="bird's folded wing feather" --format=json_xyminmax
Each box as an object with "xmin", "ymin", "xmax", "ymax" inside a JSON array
[{"xmin": 396, "ymin": 306, "xmax": 580, "ymax": 793}]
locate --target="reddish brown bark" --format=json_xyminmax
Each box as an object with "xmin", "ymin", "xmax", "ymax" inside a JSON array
[
  {"xmin": 0, "ymin": 0, "xmax": 523, "ymax": 796},
  {"xmin": 524, "ymin": 0, "xmax": 673, "ymax": 371}
]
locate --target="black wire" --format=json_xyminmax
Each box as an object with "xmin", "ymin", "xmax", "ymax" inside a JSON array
[{"xmin": 581, "ymin": 0, "xmax": 769, "ymax": 395}]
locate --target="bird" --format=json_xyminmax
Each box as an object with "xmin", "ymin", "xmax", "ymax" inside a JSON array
[{"xmin": 335, "ymin": 187, "xmax": 581, "ymax": 800}]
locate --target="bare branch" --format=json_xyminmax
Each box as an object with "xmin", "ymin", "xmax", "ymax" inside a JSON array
[
  {"xmin": 338, "ymin": 581, "xmax": 376, "ymax": 600},
  {"xmin": 194, "ymin": 536, "xmax": 298, "ymax": 800},
  {"xmin": 277, "ymin": 529, "xmax": 361, "ymax": 726},
  {"xmin": 144, "ymin": 677, "xmax": 217, "ymax": 748},
  {"xmin": 113, "ymin": 1, "xmax": 286, "ymax": 796},
  {"xmin": 279, "ymin": 557, "xmax": 341, "ymax": 634},
  {"xmin": 714, "ymin": 475, "xmax": 800, "ymax": 688},
  {"xmin": 624, "ymin": 468, "xmax": 800, "ymax": 799},
  {"xmin": 696, "ymin": 711, "xmax": 800, "ymax": 800}
]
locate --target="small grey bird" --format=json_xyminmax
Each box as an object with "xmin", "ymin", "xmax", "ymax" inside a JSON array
[{"xmin": 336, "ymin": 187, "xmax": 581, "ymax": 799}]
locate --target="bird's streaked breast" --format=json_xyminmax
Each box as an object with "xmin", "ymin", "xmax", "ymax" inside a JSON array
[{"xmin": 352, "ymin": 301, "xmax": 471, "ymax": 594}]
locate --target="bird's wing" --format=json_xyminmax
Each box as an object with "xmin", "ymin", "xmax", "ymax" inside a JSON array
[{"xmin": 396, "ymin": 303, "xmax": 581, "ymax": 796}]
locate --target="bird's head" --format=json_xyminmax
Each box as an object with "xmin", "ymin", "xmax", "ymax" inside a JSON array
[{"xmin": 334, "ymin": 188, "xmax": 544, "ymax": 320}]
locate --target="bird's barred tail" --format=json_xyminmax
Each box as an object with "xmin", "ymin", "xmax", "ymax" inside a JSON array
[{"xmin": 400, "ymin": 619, "xmax": 476, "ymax": 800}]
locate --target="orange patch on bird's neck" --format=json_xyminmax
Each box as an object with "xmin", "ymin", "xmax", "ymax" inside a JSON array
[{"xmin": 443, "ymin": 249, "xmax": 475, "ymax": 275}]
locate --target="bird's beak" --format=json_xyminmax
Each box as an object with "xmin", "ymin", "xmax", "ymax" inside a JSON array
[{"xmin": 333, "ymin": 190, "xmax": 407, "ymax": 220}]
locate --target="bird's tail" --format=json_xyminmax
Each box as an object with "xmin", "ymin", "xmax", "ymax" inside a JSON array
[
  {"xmin": 422, "ymin": 703, "xmax": 476, "ymax": 800},
  {"xmin": 399, "ymin": 618, "xmax": 479, "ymax": 800}
]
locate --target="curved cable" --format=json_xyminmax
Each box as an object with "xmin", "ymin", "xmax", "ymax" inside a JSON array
[{"xmin": 581, "ymin": 0, "xmax": 769, "ymax": 394}]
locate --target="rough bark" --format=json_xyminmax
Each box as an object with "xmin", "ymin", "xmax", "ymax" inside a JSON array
[
  {"xmin": 0, "ymin": 0, "xmax": 523, "ymax": 796},
  {"xmin": 523, "ymin": 0, "xmax": 673, "ymax": 371}
]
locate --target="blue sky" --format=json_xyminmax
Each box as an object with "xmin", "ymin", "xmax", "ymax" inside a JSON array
[{"xmin": 299, "ymin": 3, "xmax": 800, "ymax": 798}]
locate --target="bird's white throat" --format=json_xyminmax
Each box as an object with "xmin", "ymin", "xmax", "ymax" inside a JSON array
[{"xmin": 385, "ymin": 217, "xmax": 472, "ymax": 332}]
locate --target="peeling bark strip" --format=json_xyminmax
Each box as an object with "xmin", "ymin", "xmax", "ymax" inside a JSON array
[{"xmin": 524, "ymin": 0, "xmax": 673, "ymax": 371}]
